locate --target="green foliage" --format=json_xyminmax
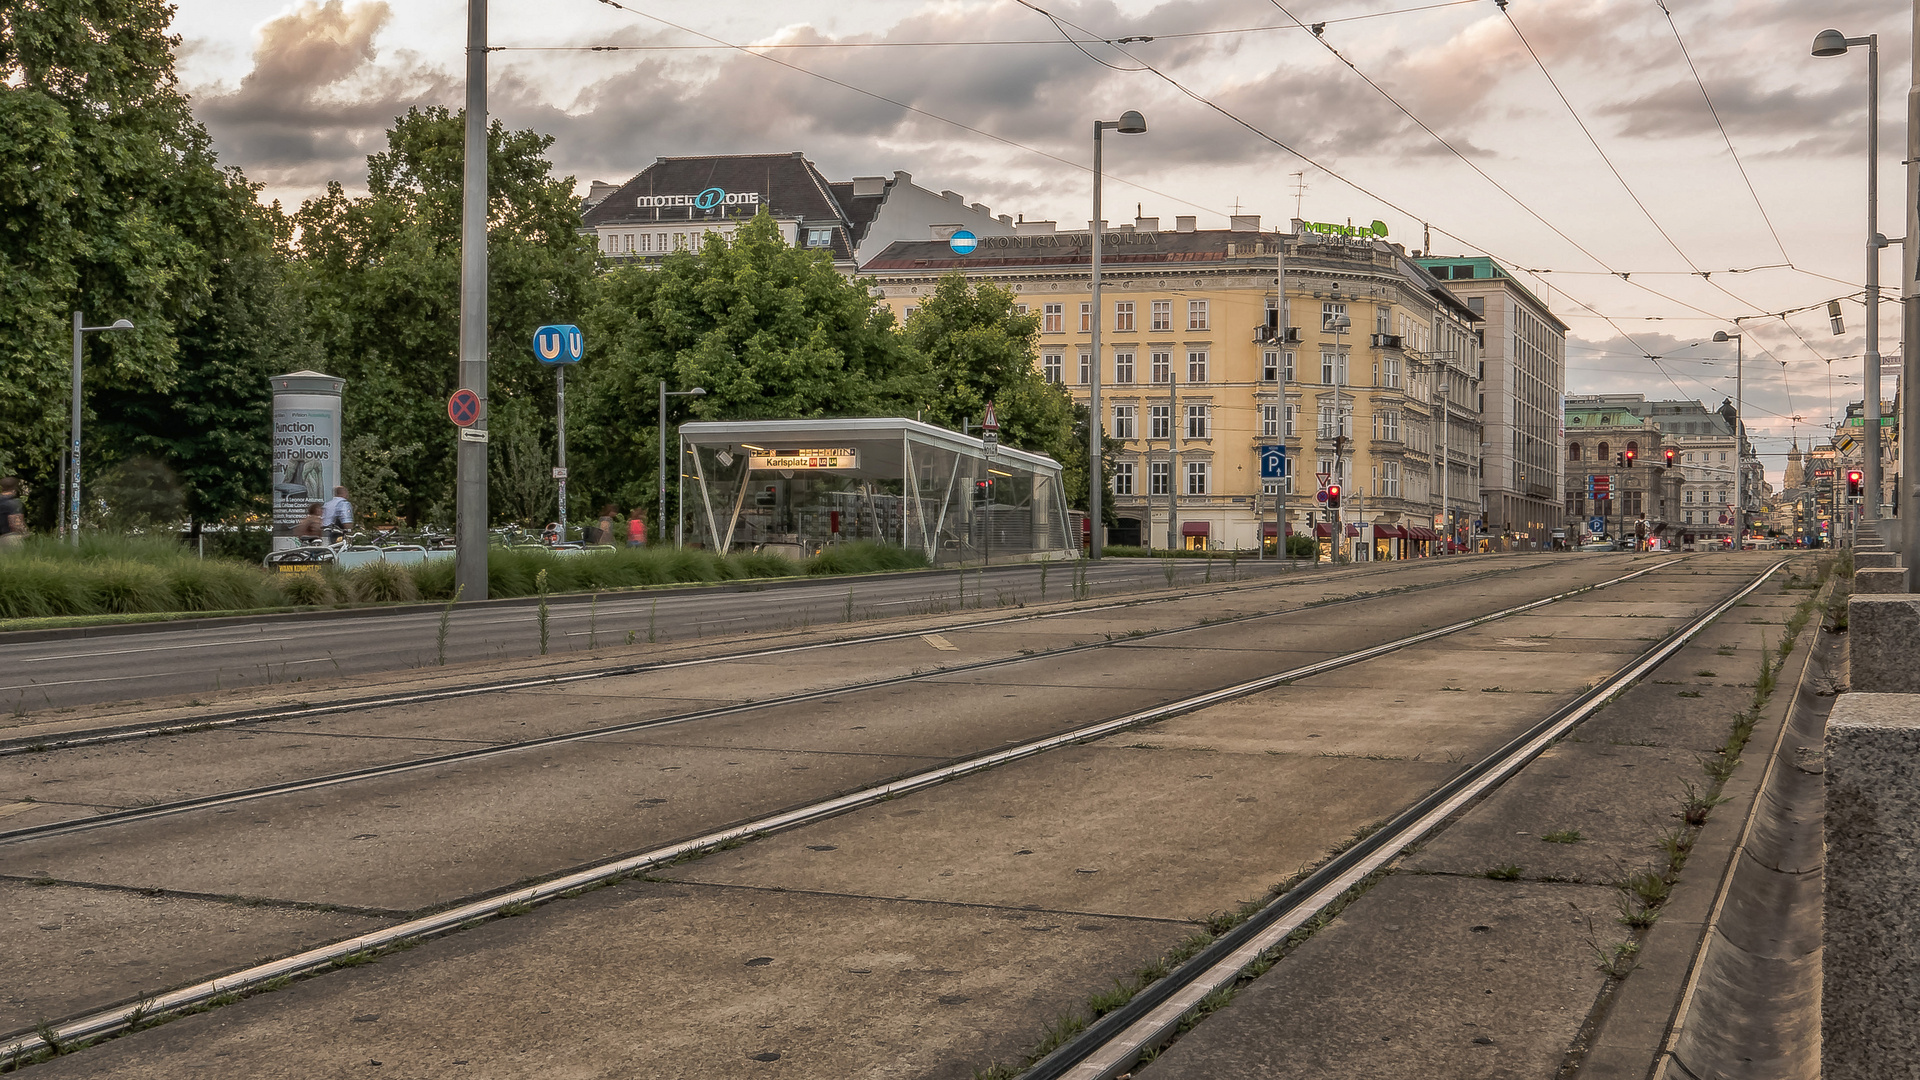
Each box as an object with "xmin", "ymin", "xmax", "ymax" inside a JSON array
[
  {"xmin": 804, "ymin": 541, "xmax": 931, "ymax": 576},
  {"xmin": 0, "ymin": 535, "xmax": 278, "ymax": 617},
  {"xmin": 347, "ymin": 560, "xmax": 419, "ymax": 603}
]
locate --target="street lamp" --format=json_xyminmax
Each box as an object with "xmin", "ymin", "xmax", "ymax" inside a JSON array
[
  {"xmin": 1329, "ymin": 310, "xmax": 1350, "ymax": 560},
  {"xmin": 68, "ymin": 313, "xmax": 134, "ymax": 545},
  {"xmin": 1813, "ymin": 27, "xmax": 1884, "ymax": 520},
  {"xmin": 1713, "ymin": 330, "xmax": 1744, "ymax": 550},
  {"xmin": 1436, "ymin": 376, "xmax": 1450, "ymax": 556},
  {"xmin": 658, "ymin": 381, "xmax": 706, "ymax": 548},
  {"xmin": 1088, "ymin": 109, "xmax": 1147, "ymax": 560}
]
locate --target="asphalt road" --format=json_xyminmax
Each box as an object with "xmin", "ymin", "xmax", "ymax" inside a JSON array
[{"xmin": 0, "ymin": 555, "xmax": 1324, "ymax": 713}]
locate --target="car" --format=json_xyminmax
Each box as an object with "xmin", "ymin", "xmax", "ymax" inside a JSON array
[{"xmin": 1578, "ymin": 538, "xmax": 1619, "ymax": 552}]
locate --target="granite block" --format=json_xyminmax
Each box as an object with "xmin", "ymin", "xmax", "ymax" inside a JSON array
[
  {"xmin": 1824, "ymin": 693, "xmax": 1920, "ymax": 1079},
  {"xmin": 1847, "ymin": 597, "xmax": 1920, "ymax": 693},
  {"xmin": 1855, "ymin": 568, "xmax": 1909, "ymax": 594},
  {"xmin": 1855, "ymin": 551, "xmax": 1899, "ymax": 569}
]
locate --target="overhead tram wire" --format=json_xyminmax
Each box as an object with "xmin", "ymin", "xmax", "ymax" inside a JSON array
[
  {"xmin": 1498, "ymin": 3, "xmax": 1840, "ymax": 373},
  {"xmin": 1010, "ymin": 0, "xmax": 1697, "ymax": 362},
  {"xmin": 580, "ymin": 0, "xmax": 1221, "ymax": 216}
]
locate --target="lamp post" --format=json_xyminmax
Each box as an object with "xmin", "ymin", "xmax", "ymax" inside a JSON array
[
  {"xmin": 1088, "ymin": 109, "xmax": 1147, "ymax": 560},
  {"xmin": 68, "ymin": 312, "xmax": 134, "ymax": 545},
  {"xmin": 1329, "ymin": 311, "xmax": 1349, "ymax": 560},
  {"xmin": 1436, "ymin": 375, "xmax": 1450, "ymax": 556},
  {"xmin": 1713, "ymin": 330, "xmax": 1744, "ymax": 550},
  {"xmin": 1813, "ymin": 28, "xmax": 1884, "ymax": 521},
  {"xmin": 658, "ymin": 382, "xmax": 706, "ymax": 548}
]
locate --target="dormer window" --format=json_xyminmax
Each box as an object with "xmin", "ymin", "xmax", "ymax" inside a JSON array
[{"xmin": 806, "ymin": 228, "xmax": 834, "ymax": 248}]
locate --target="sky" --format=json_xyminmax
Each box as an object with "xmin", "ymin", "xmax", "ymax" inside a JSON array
[{"xmin": 167, "ymin": 0, "xmax": 1920, "ymax": 487}]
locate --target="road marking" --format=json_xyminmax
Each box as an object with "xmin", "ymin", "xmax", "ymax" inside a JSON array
[{"xmin": 920, "ymin": 634, "xmax": 959, "ymax": 651}]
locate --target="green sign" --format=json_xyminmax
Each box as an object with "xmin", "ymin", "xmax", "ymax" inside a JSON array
[{"xmin": 1301, "ymin": 219, "xmax": 1388, "ymax": 239}]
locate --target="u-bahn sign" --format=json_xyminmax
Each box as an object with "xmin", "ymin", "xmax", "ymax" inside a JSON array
[{"xmin": 748, "ymin": 448, "xmax": 859, "ymax": 470}]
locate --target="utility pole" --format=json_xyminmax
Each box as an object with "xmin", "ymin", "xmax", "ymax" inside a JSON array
[
  {"xmin": 1905, "ymin": 0, "xmax": 1920, "ymax": 587},
  {"xmin": 454, "ymin": 0, "xmax": 490, "ymax": 599},
  {"xmin": 1166, "ymin": 364, "xmax": 1179, "ymax": 550}
]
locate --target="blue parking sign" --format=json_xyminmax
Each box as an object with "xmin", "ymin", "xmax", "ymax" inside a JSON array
[
  {"xmin": 1588, "ymin": 516, "xmax": 1606, "ymax": 533},
  {"xmin": 1259, "ymin": 444, "xmax": 1286, "ymax": 479}
]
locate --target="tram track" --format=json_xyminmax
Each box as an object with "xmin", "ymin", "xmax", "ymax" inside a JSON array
[
  {"xmin": 0, "ymin": 555, "xmax": 1733, "ymax": 1063},
  {"xmin": 0, "ymin": 554, "xmax": 1570, "ymax": 760},
  {"xmin": 0, "ymin": 555, "xmax": 1651, "ymax": 848}
]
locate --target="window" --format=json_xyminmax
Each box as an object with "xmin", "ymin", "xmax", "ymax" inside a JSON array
[
  {"xmin": 1568, "ymin": 442, "xmax": 1582, "ymax": 463},
  {"xmin": 657, "ymin": 232, "xmax": 668, "ymax": 251},
  {"xmin": 1043, "ymin": 304, "xmax": 1064, "ymax": 333},
  {"xmin": 1186, "ymin": 460, "xmax": 1209, "ymax": 495},
  {"xmin": 1381, "ymin": 356, "xmax": 1401, "ymax": 389},
  {"xmin": 1376, "ymin": 306, "xmax": 1391, "ymax": 335},
  {"xmin": 903, "ymin": 306, "xmax": 917, "ymax": 322},
  {"xmin": 1284, "ymin": 404, "xmax": 1296, "ymax": 437},
  {"xmin": 1115, "ymin": 301, "xmax": 1135, "ymax": 332},
  {"xmin": 1015, "ymin": 304, "xmax": 1029, "ymax": 315},
  {"xmin": 1378, "ymin": 411, "xmax": 1400, "ymax": 441},
  {"xmin": 673, "ymin": 232, "xmax": 689, "ymax": 250},
  {"xmin": 1321, "ymin": 301, "xmax": 1348, "ymax": 331},
  {"xmin": 1718, "ymin": 490, "xmax": 1728, "ymax": 503},
  {"xmin": 1113, "ymin": 405, "xmax": 1137, "ymax": 440},
  {"xmin": 1114, "ymin": 462, "xmax": 1136, "ymax": 496},
  {"xmin": 1317, "ymin": 406, "xmax": 1351, "ymax": 440},
  {"xmin": 1079, "ymin": 351, "xmax": 1091, "ymax": 384},
  {"xmin": 1684, "ymin": 509, "xmax": 1694, "ymax": 524},
  {"xmin": 1149, "ymin": 460, "xmax": 1172, "ymax": 496},
  {"xmin": 1685, "ymin": 490, "xmax": 1694, "ymax": 504},
  {"xmin": 1151, "ymin": 350, "xmax": 1172, "ymax": 384},
  {"xmin": 1080, "ymin": 303, "xmax": 1093, "ymax": 332},
  {"xmin": 1320, "ymin": 351, "xmax": 1347, "ymax": 385},
  {"xmin": 1626, "ymin": 492, "xmax": 1644, "ymax": 515},
  {"xmin": 1262, "ymin": 351, "xmax": 1281, "ymax": 382},
  {"xmin": 806, "ymin": 228, "xmax": 833, "ymax": 248},
  {"xmin": 1597, "ymin": 441, "xmax": 1610, "ymax": 461},
  {"xmin": 1383, "ymin": 462, "xmax": 1401, "ymax": 497},
  {"xmin": 1187, "ymin": 350, "xmax": 1208, "ymax": 383},
  {"xmin": 1186, "ymin": 404, "xmax": 1209, "ymax": 439},
  {"xmin": 1719, "ymin": 452, "xmax": 1727, "ymax": 462},
  {"xmin": 1188, "ymin": 299, "xmax": 1209, "ymax": 331},
  {"xmin": 1114, "ymin": 352, "xmax": 1135, "ymax": 384},
  {"xmin": 1151, "ymin": 300, "xmax": 1173, "ymax": 331},
  {"xmin": 1149, "ymin": 405, "xmax": 1171, "ymax": 440},
  {"xmin": 1042, "ymin": 351, "xmax": 1064, "ymax": 383},
  {"xmin": 1467, "ymin": 295, "xmax": 1485, "ymax": 316},
  {"xmin": 1260, "ymin": 404, "xmax": 1281, "ymax": 438}
]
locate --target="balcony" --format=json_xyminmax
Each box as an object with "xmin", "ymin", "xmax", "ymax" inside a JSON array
[{"xmin": 1370, "ymin": 333, "xmax": 1404, "ymax": 349}]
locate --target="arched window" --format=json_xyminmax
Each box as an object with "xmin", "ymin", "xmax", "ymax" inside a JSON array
[
  {"xmin": 1568, "ymin": 442, "xmax": 1582, "ymax": 462},
  {"xmin": 1597, "ymin": 441, "xmax": 1610, "ymax": 461},
  {"xmin": 1626, "ymin": 440, "xmax": 1639, "ymax": 456}
]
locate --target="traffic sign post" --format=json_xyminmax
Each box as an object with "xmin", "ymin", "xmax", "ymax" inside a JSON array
[
  {"xmin": 534, "ymin": 325, "xmax": 584, "ymax": 542},
  {"xmin": 1258, "ymin": 445, "xmax": 1286, "ymax": 560},
  {"xmin": 448, "ymin": 388, "xmax": 481, "ymax": 428},
  {"xmin": 948, "ymin": 229, "xmax": 978, "ymax": 255}
]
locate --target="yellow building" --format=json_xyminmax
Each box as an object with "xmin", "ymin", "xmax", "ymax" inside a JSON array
[{"xmin": 863, "ymin": 216, "xmax": 1483, "ymax": 556}]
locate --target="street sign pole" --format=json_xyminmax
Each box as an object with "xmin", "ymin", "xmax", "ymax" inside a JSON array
[
  {"xmin": 555, "ymin": 366, "xmax": 567, "ymax": 540},
  {"xmin": 455, "ymin": 0, "xmax": 490, "ymax": 599}
]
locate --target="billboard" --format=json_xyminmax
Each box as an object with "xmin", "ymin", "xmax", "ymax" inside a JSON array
[{"xmin": 270, "ymin": 371, "xmax": 345, "ymax": 550}]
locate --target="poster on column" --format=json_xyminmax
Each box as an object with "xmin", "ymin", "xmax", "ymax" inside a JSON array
[{"xmin": 269, "ymin": 371, "xmax": 345, "ymax": 550}]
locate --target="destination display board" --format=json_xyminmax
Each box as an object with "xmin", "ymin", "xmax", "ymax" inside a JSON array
[{"xmin": 748, "ymin": 448, "xmax": 859, "ymax": 470}]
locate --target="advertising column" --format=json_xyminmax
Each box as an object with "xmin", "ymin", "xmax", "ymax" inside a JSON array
[{"xmin": 270, "ymin": 371, "xmax": 345, "ymax": 551}]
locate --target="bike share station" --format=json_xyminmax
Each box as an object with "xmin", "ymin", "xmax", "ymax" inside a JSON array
[{"xmin": 675, "ymin": 416, "xmax": 1076, "ymax": 564}]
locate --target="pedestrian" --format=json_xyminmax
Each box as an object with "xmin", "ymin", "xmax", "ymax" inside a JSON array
[
  {"xmin": 295, "ymin": 502, "xmax": 324, "ymax": 542},
  {"xmin": 598, "ymin": 504, "xmax": 617, "ymax": 547},
  {"xmin": 627, "ymin": 510, "xmax": 647, "ymax": 548},
  {"xmin": 322, "ymin": 486, "xmax": 353, "ymax": 544},
  {"xmin": 0, "ymin": 477, "xmax": 25, "ymax": 549}
]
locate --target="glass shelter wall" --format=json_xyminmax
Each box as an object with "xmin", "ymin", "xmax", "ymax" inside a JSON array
[{"xmin": 678, "ymin": 418, "xmax": 1072, "ymax": 564}]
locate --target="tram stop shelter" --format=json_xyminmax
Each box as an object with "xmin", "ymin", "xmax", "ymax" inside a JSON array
[{"xmin": 677, "ymin": 418, "xmax": 1074, "ymax": 565}]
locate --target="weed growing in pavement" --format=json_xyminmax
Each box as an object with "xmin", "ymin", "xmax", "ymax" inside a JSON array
[
  {"xmin": 1678, "ymin": 779, "xmax": 1728, "ymax": 826},
  {"xmin": 1038, "ymin": 559, "xmax": 1048, "ymax": 602},
  {"xmin": 1440, "ymin": 685, "xmax": 1466, "ymax": 692},
  {"xmin": 1621, "ymin": 869, "xmax": 1672, "ymax": 908},
  {"xmin": 843, "ymin": 588, "xmax": 855, "ymax": 624},
  {"xmin": 625, "ymin": 629, "xmax": 636, "ymax": 646},
  {"xmin": 1162, "ymin": 556, "xmax": 1177, "ymax": 587},
  {"xmin": 1542, "ymin": 830, "xmax": 1584, "ymax": 844},
  {"xmin": 499, "ymin": 901, "xmax": 534, "ymax": 917},
  {"xmin": 1677, "ymin": 690, "xmax": 1703, "ymax": 698},
  {"xmin": 1695, "ymin": 669, "xmax": 1718, "ymax": 678},
  {"xmin": 647, "ymin": 598, "xmax": 658, "ymax": 643},
  {"xmin": 588, "ymin": 593, "xmax": 599, "ymax": 649},
  {"xmin": 1481, "ymin": 686, "xmax": 1508, "ymax": 693},
  {"xmin": 1579, "ymin": 909, "xmax": 1641, "ymax": 978},
  {"xmin": 435, "ymin": 584, "xmax": 463, "ymax": 666},
  {"xmin": 1484, "ymin": 863, "xmax": 1524, "ymax": 881},
  {"xmin": 535, "ymin": 570, "xmax": 550, "ymax": 655},
  {"xmin": 1716, "ymin": 645, "xmax": 1737, "ymax": 656},
  {"xmin": 1073, "ymin": 555, "xmax": 1090, "ymax": 600}
]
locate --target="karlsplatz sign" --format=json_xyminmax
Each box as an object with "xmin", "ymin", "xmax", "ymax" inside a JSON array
[
  {"xmin": 636, "ymin": 187, "xmax": 762, "ymax": 210},
  {"xmin": 749, "ymin": 448, "xmax": 859, "ymax": 470}
]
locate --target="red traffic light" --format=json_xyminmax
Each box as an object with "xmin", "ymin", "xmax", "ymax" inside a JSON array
[
  {"xmin": 1327, "ymin": 484, "xmax": 1342, "ymax": 508},
  {"xmin": 1623, "ymin": 448, "xmax": 1636, "ymax": 466},
  {"xmin": 1663, "ymin": 448, "xmax": 1676, "ymax": 466},
  {"xmin": 1848, "ymin": 470, "xmax": 1863, "ymax": 483}
]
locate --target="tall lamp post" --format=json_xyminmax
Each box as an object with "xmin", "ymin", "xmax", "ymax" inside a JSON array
[
  {"xmin": 1436, "ymin": 375, "xmax": 1450, "ymax": 556},
  {"xmin": 1813, "ymin": 28, "xmax": 1884, "ymax": 520},
  {"xmin": 1088, "ymin": 109, "xmax": 1147, "ymax": 560},
  {"xmin": 1329, "ymin": 311, "xmax": 1350, "ymax": 559},
  {"xmin": 659, "ymin": 382, "xmax": 706, "ymax": 548},
  {"xmin": 1713, "ymin": 330, "xmax": 1744, "ymax": 549},
  {"xmin": 68, "ymin": 313, "xmax": 134, "ymax": 545}
]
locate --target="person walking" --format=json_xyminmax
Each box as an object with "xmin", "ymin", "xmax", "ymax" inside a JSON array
[
  {"xmin": 295, "ymin": 502, "xmax": 324, "ymax": 542},
  {"xmin": 597, "ymin": 504, "xmax": 617, "ymax": 546},
  {"xmin": 0, "ymin": 477, "xmax": 25, "ymax": 548},
  {"xmin": 322, "ymin": 486, "xmax": 353, "ymax": 544},
  {"xmin": 627, "ymin": 510, "xmax": 647, "ymax": 548}
]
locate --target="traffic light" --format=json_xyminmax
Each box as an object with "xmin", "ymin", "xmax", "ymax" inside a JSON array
[
  {"xmin": 1624, "ymin": 448, "xmax": 1636, "ymax": 467},
  {"xmin": 973, "ymin": 479, "xmax": 995, "ymax": 504},
  {"xmin": 1847, "ymin": 470, "xmax": 1863, "ymax": 498},
  {"xmin": 1615, "ymin": 452, "xmax": 1624, "ymax": 467},
  {"xmin": 1663, "ymin": 448, "xmax": 1676, "ymax": 468},
  {"xmin": 1327, "ymin": 484, "xmax": 1341, "ymax": 508}
]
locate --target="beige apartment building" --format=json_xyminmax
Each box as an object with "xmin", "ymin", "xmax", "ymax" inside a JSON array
[{"xmin": 862, "ymin": 216, "xmax": 1483, "ymax": 556}]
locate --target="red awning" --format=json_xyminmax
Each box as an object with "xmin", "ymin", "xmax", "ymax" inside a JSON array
[
  {"xmin": 1314, "ymin": 523, "xmax": 1334, "ymax": 538},
  {"xmin": 1345, "ymin": 524, "xmax": 1361, "ymax": 537},
  {"xmin": 1261, "ymin": 523, "xmax": 1279, "ymax": 537},
  {"xmin": 1373, "ymin": 524, "xmax": 1404, "ymax": 538},
  {"xmin": 1181, "ymin": 522, "xmax": 1210, "ymax": 536},
  {"xmin": 1408, "ymin": 526, "xmax": 1436, "ymax": 540}
]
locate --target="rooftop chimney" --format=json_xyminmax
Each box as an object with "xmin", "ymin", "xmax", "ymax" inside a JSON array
[
  {"xmin": 1135, "ymin": 216, "xmax": 1159, "ymax": 231},
  {"xmin": 1175, "ymin": 215, "xmax": 1197, "ymax": 233},
  {"xmin": 851, "ymin": 176, "xmax": 886, "ymax": 197},
  {"xmin": 1229, "ymin": 214, "xmax": 1261, "ymax": 232},
  {"xmin": 1015, "ymin": 219, "xmax": 1057, "ymax": 235}
]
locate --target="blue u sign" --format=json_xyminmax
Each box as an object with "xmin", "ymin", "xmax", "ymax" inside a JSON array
[{"xmin": 533, "ymin": 324, "xmax": 583, "ymax": 364}]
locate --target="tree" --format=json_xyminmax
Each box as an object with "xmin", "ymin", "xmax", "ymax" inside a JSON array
[
  {"xmin": 1, "ymin": 0, "xmax": 272, "ymax": 526},
  {"xmin": 292, "ymin": 107, "xmax": 598, "ymax": 527},
  {"xmin": 575, "ymin": 213, "xmax": 926, "ymax": 526},
  {"xmin": 901, "ymin": 274, "xmax": 1092, "ymax": 507}
]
